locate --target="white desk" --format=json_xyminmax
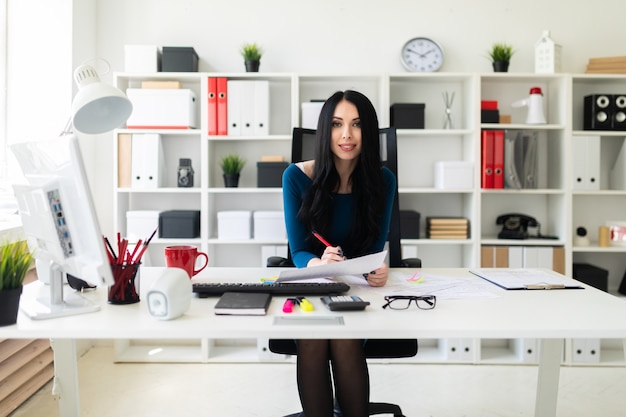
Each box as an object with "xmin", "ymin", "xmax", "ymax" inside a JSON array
[{"xmin": 2, "ymin": 267, "xmax": 626, "ymax": 417}]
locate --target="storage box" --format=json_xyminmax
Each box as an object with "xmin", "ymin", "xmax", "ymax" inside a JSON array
[
  {"xmin": 253, "ymin": 211, "xmax": 286, "ymax": 240},
  {"xmin": 390, "ymin": 103, "xmax": 425, "ymax": 129},
  {"xmin": 301, "ymin": 101, "xmax": 325, "ymax": 129},
  {"xmin": 257, "ymin": 162, "xmax": 289, "ymax": 187},
  {"xmin": 126, "ymin": 210, "xmax": 160, "ymax": 241},
  {"xmin": 400, "ymin": 210, "xmax": 421, "ymax": 239},
  {"xmin": 126, "ymin": 88, "xmax": 197, "ymax": 128},
  {"xmin": 162, "ymin": 47, "xmax": 199, "ymax": 72},
  {"xmin": 481, "ymin": 109, "xmax": 500, "ymax": 123},
  {"xmin": 124, "ymin": 45, "xmax": 161, "ymax": 72},
  {"xmin": 217, "ymin": 211, "xmax": 252, "ymax": 240},
  {"xmin": 159, "ymin": 210, "xmax": 200, "ymax": 238},
  {"xmin": 434, "ymin": 161, "xmax": 474, "ymax": 189}
]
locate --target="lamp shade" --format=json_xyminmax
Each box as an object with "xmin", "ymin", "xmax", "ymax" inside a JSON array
[{"xmin": 71, "ymin": 64, "xmax": 133, "ymax": 134}]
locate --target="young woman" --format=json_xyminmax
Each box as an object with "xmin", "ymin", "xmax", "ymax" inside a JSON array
[{"xmin": 282, "ymin": 90, "xmax": 396, "ymax": 417}]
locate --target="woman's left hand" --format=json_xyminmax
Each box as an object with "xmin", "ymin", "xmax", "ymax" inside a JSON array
[{"xmin": 364, "ymin": 263, "xmax": 388, "ymax": 287}]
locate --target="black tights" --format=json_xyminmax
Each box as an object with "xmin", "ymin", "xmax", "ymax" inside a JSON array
[{"xmin": 296, "ymin": 339, "xmax": 369, "ymax": 417}]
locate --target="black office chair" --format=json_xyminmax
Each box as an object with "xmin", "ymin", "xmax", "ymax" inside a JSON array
[{"xmin": 268, "ymin": 127, "xmax": 421, "ymax": 417}]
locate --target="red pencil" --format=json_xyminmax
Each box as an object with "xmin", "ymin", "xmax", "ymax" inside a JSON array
[{"xmin": 312, "ymin": 231, "xmax": 332, "ymax": 247}]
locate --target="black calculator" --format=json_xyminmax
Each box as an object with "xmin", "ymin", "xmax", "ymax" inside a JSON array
[{"xmin": 321, "ymin": 295, "xmax": 370, "ymax": 311}]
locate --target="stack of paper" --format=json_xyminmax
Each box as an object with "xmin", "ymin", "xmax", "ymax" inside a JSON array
[
  {"xmin": 585, "ymin": 56, "xmax": 626, "ymax": 74},
  {"xmin": 426, "ymin": 217, "xmax": 469, "ymax": 239}
]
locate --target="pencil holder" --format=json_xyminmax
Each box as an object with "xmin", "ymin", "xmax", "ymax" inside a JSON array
[{"xmin": 108, "ymin": 263, "xmax": 141, "ymax": 304}]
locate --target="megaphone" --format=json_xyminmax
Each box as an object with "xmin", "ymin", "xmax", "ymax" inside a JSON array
[{"xmin": 512, "ymin": 87, "xmax": 547, "ymax": 124}]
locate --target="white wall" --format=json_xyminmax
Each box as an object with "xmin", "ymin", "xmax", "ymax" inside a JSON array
[{"xmin": 89, "ymin": 0, "xmax": 626, "ymax": 236}]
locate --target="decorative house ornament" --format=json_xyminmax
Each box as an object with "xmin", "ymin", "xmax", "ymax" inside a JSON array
[{"xmin": 535, "ymin": 30, "xmax": 562, "ymax": 74}]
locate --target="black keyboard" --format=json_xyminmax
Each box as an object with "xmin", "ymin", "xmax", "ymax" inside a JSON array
[{"xmin": 192, "ymin": 281, "xmax": 350, "ymax": 298}]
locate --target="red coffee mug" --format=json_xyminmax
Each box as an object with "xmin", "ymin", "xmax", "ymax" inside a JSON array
[{"xmin": 164, "ymin": 245, "xmax": 209, "ymax": 278}]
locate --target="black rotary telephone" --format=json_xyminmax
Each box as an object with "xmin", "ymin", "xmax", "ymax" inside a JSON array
[{"xmin": 496, "ymin": 213, "xmax": 558, "ymax": 240}]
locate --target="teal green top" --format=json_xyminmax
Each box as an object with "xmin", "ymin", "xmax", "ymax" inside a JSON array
[{"xmin": 282, "ymin": 163, "xmax": 396, "ymax": 267}]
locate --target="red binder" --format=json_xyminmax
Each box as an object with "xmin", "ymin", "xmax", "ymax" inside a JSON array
[
  {"xmin": 481, "ymin": 130, "xmax": 494, "ymax": 189},
  {"xmin": 493, "ymin": 130, "xmax": 505, "ymax": 189},
  {"xmin": 207, "ymin": 77, "xmax": 217, "ymax": 136},
  {"xmin": 217, "ymin": 77, "xmax": 228, "ymax": 136}
]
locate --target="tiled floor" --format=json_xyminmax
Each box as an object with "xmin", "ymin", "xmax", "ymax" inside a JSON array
[{"xmin": 9, "ymin": 346, "xmax": 626, "ymax": 417}]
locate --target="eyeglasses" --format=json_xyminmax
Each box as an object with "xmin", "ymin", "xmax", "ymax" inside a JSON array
[{"xmin": 382, "ymin": 295, "xmax": 436, "ymax": 310}]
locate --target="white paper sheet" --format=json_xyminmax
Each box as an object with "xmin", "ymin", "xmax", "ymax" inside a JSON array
[{"xmin": 276, "ymin": 251, "xmax": 387, "ymax": 282}]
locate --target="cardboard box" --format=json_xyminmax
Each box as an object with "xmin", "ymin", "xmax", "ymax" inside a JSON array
[
  {"xmin": 124, "ymin": 45, "xmax": 161, "ymax": 72},
  {"xmin": 390, "ymin": 103, "xmax": 425, "ymax": 129},
  {"xmin": 159, "ymin": 210, "xmax": 200, "ymax": 238},
  {"xmin": 434, "ymin": 161, "xmax": 474, "ymax": 189},
  {"xmin": 126, "ymin": 210, "xmax": 160, "ymax": 241},
  {"xmin": 162, "ymin": 47, "xmax": 199, "ymax": 72},
  {"xmin": 126, "ymin": 88, "xmax": 197, "ymax": 128},
  {"xmin": 253, "ymin": 211, "xmax": 286, "ymax": 240},
  {"xmin": 218, "ymin": 211, "xmax": 252, "ymax": 240}
]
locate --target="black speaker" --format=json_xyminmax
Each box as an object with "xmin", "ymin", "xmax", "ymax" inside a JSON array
[
  {"xmin": 584, "ymin": 94, "xmax": 612, "ymax": 130},
  {"xmin": 584, "ymin": 94, "xmax": 626, "ymax": 130},
  {"xmin": 612, "ymin": 94, "xmax": 626, "ymax": 130}
]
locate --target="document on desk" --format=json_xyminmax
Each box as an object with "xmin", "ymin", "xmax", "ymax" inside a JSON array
[
  {"xmin": 384, "ymin": 271, "xmax": 498, "ymax": 299},
  {"xmin": 276, "ymin": 251, "xmax": 387, "ymax": 282},
  {"xmin": 469, "ymin": 268, "xmax": 584, "ymax": 290}
]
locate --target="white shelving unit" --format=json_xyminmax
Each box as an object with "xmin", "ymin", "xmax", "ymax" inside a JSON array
[{"xmin": 111, "ymin": 71, "xmax": 626, "ymax": 366}]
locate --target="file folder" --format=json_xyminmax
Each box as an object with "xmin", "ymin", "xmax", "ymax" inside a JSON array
[
  {"xmin": 572, "ymin": 135, "xmax": 600, "ymax": 190},
  {"xmin": 227, "ymin": 80, "xmax": 242, "ymax": 136},
  {"xmin": 254, "ymin": 80, "xmax": 270, "ymax": 136},
  {"xmin": 207, "ymin": 77, "xmax": 217, "ymax": 135},
  {"xmin": 117, "ymin": 133, "xmax": 132, "ymax": 188},
  {"xmin": 504, "ymin": 130, "xmax": 538, "ymax": 189},
  {"xmin": 240, "ymin": 80, "xmax": 255, "ymax": 136},
  {"xmin": 217, "ymin": 77, "xmax": 228, "ymax": 135},
  {"xmin": 469, "ymin": 268, "xmax": 584, "ymax": 290},
  {"xmin": 131, "ymin": 133, "xmax": 164, "ymax": 189},
  {"xmin": 493, "ymin": 130, "xmax": 504, "ymax": 189},
  {"xmin": 481, "ymin": 130, "xmax": 494, "ymax": 188}
]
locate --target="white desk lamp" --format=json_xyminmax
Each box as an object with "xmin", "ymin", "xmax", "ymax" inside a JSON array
[
  {"xmin": 68, "ymin": 63, "xmax": 133, "ymax": 134},
  {"xmin": 13, "ymin": 63, "xmax": 133, "ymax": 319}
]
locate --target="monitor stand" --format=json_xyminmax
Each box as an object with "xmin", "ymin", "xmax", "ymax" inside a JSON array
[{"xmin": 20, "ymin": 262, "xmax": 100, "ymax": 320}]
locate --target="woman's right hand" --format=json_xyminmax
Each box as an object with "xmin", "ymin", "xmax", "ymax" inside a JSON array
[{"xmin": 307, "ymin": 246, "xmax": 345, "ymax": 266}]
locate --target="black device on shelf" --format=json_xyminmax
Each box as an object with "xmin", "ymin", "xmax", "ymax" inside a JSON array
[
  {"xmin": 192, "ymin": 281, "xmax": 350, "ymax": 297},
  {"xmin": 177, "ymin": 158, "xmax": 194, "ymax": 187}
]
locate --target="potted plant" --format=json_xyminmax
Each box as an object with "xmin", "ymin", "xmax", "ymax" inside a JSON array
[
  {"xmin": 488, "ymin": 43, "xmax": 515, "ymax": 72},
  {"xmin": 0, "ymin": 240, "xmax": 34, "ymax": 326},
  {"xmin": 241, "ymin": 42, "xmax": 262, "ymax": 72},
  {"xmin": 220, "ymin": 153, "xmax": 246, "ymax": 187}
]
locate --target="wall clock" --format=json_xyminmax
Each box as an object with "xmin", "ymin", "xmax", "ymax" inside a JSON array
[{"xmin": 401, "ymin": 37, "xmax": 444, "ymax": 72}]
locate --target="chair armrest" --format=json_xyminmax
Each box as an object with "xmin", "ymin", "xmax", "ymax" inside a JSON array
[
  {"xmin": 400, "ymin": 258, "xmax": 422, "ymax": 268},
  {"xmin": 267, "ymin": 256, "xmax": 294, "ymax": 268}
]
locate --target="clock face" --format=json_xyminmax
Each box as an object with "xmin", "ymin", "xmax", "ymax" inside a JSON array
[{"xmin": 401, "ymin": 37, "xmax": 444, "ymax": 72}]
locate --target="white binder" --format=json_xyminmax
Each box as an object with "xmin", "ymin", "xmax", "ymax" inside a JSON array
[
  {"xmin": 228, "ymin": 80, "xmax": 270, "ymax": 136},
  {"xmin": 131, "ymin": 134, "xmax": 164, "ymax": 189},
  {"xmin": 254, "ymin": 80, "xmax": 270, "ymax": 136},
  {"xmin": 227, "ymin": 80, "xmax": 242, "ymax": 136},
  {"xmin": 610, "ymin": 138, "xmax": 626, "ymax": 190},
  {"xmin": 572, "ymin": 135, "xmax": 600, "ymax": 190}
]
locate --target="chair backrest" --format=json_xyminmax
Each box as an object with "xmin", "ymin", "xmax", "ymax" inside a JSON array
[{"xmin": 291, "ymin": 127, "xmax": 405, "ymax": 268}]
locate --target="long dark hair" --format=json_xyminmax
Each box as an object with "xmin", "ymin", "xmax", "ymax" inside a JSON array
[{"xmin": 298, "ymin": 90, "xmax": 385, "ymax": 256}]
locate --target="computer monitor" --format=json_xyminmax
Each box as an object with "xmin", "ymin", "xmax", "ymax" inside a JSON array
[{"xmin": 11, "ymin": 134, "xmax": 114, "ymax": 320}]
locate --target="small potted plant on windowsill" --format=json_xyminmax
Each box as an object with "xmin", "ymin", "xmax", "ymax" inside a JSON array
[
  {"xmin": 220, "ymin": 153, "xmax": 246, "ymax": 187},
  {"xmin": 0, "ymin": 240, "xmax": 34, "ymax": 326},
  {"xmin": 488, "ymin": 43, "xmax": 515, "ymax": 72},
  {"xmin": 241, "ymin": 42, "xmax": 263, "ymax": 72}
]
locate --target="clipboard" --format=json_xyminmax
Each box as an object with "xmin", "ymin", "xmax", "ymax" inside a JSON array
[{"xmin": 469, "ymin": 268, "xmax": 584, "ymax": 290}]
